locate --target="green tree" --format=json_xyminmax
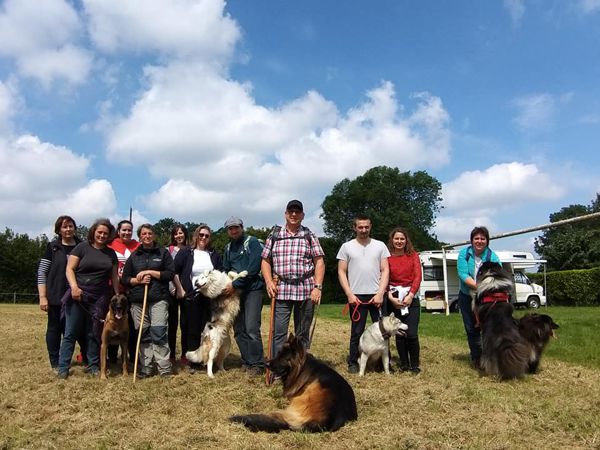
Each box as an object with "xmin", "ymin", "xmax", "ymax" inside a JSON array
[
  {"xmin": 0, "ymin": 228, "xmax": 48, "ymax": 294},
  {"xmin": 534, "ymin": 194, "xmax": 600, "ymax": 270},
  {"xmin": 321, "ymin": 166, "xmax": 442, "ymax": 250}
]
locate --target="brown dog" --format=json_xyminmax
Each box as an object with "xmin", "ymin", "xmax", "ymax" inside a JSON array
[{"xmin": 100, "ymin": 294, "xmax": 129, "ymax": 380}]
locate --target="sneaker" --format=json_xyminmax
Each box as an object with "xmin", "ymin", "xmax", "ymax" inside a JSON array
[
  {"xmin": 399, "ymin": 366, "xmax": 410, "ymax": 373},
  {"xmin": 348, "ymin": 364, "xmax": 359, "ymax": 374},
  {"xmin": 57, "ymin": 370, "xmax": 69, "ymax": 380},
  {"xmin": 409, "ymin": 367, "xmax": 421, "ymax": 374},
  {"xmin": 159, "ymin": 371, "xmax": 174, "ymax": 378}
]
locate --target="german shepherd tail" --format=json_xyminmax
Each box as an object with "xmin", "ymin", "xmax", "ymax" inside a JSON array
[{"xmin": 229, "ymin": 413, "xmax": 290, "ymax": 433}]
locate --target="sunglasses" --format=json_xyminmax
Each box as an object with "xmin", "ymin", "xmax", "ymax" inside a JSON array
[{"xmin": 198, "ymin": 233, "xmax": 210, "ymax": 238}]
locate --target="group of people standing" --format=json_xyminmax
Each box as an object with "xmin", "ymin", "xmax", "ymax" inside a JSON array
[{"xmin": 37, "ymin": 198, "xmax": 495, "ymax": 380}]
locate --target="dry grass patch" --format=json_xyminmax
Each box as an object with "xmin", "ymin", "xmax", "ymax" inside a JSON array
[{"xmin": 0, "ymin": 304, "xmax": 599, "ymax": 450}]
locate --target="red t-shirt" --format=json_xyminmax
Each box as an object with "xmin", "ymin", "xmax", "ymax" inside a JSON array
[{"xmin": 388, "ymin": 252, "xmax": 422, "ymax": 295}]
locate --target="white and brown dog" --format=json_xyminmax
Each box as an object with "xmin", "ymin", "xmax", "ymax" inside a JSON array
[
  {"xmin": 186, "ymin": 270, "xmax": 247, "ymax": 377},
  {"xmin": 358, "ymin": 314, "xmax": 408, "ymax": 376}
]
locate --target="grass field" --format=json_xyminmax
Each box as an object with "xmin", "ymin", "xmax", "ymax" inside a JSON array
[{"xmin": 1, "ymin": 304, "xmax": 599, "ymax": 449}]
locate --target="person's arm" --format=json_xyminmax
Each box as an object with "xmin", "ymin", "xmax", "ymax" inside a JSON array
[
  {"xmin": 402, "ymin": 253, "xmax": 423, "ymax": 307},
  {"xmin": 261, "ymin": 258, "xmax": 277, "ymax": 299},
  {"xmin": 37, "ymin": 252, "xmax": 51, "ymax": 312},
  {"xmin": 457, "ymin": 248, "xmax": 477, "ymax": 290},
  {"xmin": 310, "ymin": 256, "xmax": 325, "ymax": 304},
  {"xmin": 372, "ymin": 257, "xmax": 389, "ymax": 305},
  {"xmin": 66, "ymin": 255, "xmax": 82, "ymax": 301},
  {"xmin": 338, "ymin": 259, "xmax": 358, "ymax": 305}
]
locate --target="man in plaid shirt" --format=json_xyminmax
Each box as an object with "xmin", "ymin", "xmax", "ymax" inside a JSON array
[{"xmin": 261, "ymin": 200, "xmax": 325, "ymax": 358}]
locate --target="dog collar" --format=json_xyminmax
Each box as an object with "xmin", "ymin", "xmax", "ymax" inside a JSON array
[
  {"xmin": 378, "ymin": 319, "xmax": 391, "ymax": 340},
  {"xmin": 481, "ymin": 292, "xmax": 510, "ymax": 304}
]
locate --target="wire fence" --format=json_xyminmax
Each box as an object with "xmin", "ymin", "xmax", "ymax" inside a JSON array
[{"xmin": 0, "ymin": 292, "xmax": 39, "ymax": 304}]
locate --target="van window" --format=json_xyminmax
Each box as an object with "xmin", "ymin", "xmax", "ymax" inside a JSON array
[
  {"xmin": 514, "ymin": 272, "xmax": 530, "ymax": 285},
  {"xmin": 423, "ymin": 266, "xmax": 444, "ymax": 281}
]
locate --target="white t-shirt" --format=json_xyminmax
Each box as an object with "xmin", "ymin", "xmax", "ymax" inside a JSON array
[
  {"xmin": 191, "ymin": 249, "xmax": 214, "ymax": 279},
  {"xmin": 336, "ymin": 238, "xmax": 390, "ymax": 295}
]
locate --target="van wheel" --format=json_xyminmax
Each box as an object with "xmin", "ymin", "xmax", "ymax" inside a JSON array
[{"xmin": 526, "ymin": 296, "xmax": 540, "ymax": 309}]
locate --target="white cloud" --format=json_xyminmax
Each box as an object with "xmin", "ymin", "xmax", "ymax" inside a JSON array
[
  {"xmin": 579, "ymin": 0, "xmax": 600, "ymax": 13},
  {"xmin": 511, "ymin": 93, "xmax": 556, "ymax": 132},
  {"xmin": 84, "ymin": 0, "xmax": 240, "ymax": 64},
  {"xmin": 441, "ymin": 162, "xmax": 564, "ymax": 212},
  {"xmin": 103, "ymin": 64, "xmax": 451, "ymax": 227},
  {"xmin": 0, "ymin": 0, "xmax": 92, "ymax": 86},
  {"xmin": 0, "ymin": 135, "xmax": 117, "ymax": 236},
  {"xmin": 504, "ymin": 0, "xmax": 525, "ymax": 25},
  {"xmin": 0, "ymin": 80, "xmax": 19, "ymax": 133}
]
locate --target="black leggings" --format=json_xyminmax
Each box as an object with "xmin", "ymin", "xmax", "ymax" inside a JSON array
[{"xmin": 386, "ymin": 297, "xmax": 421, "ymax": 369}]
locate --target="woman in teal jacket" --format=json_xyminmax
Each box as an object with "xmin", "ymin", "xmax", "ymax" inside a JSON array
[{"xmin": 457, "ymin": 226, "xmax": 501, "ymax": 369}]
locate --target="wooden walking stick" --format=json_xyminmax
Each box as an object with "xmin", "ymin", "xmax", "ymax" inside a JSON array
[
  {"xmin": 265, "ymin": 275, "xmax": 278, "ymax": 386},
  {"xmin": 133, "ymin": 284, "xmax": 149, "ymax": 383}
]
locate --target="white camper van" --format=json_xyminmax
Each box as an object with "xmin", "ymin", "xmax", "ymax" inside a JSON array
[{"xmin": 418, "ymin": 250, "xmax": 546, "ymax": 312}]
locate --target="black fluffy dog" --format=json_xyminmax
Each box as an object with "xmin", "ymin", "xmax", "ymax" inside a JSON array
[
  {"xmin": 518, "ymin": 313, "xmax": 559, "ymax": 374},
  {"xmin": 475, "ymin": 262, "xmax": 558, "ymax": 379}
]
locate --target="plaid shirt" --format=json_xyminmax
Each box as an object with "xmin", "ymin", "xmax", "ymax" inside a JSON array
[{"xmin": 261, "ymin": 226, "xmax": 324, "ymax": 301}]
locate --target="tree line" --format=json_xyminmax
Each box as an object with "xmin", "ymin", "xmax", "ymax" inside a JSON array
[{"xmin": 2, "ymin": 166, "xmax": 599, "ymax": 299}]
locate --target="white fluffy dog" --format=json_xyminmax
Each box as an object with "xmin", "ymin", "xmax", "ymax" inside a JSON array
[
  {"xmin": 358, "ymin": 315, "xmax": 408, "ymax": 376},
  {"xmin": 186, "ymin": 270, "xmax": 247, "ymax": 377}
]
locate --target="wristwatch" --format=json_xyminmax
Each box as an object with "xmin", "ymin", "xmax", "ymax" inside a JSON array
[{"xmin": 314, "ymin": 284, "xmax": 323, "ymax": 290}]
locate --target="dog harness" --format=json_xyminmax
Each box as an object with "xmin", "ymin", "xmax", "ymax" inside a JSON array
[
  {"xmin": 474, "ymin": 292, "xmax": 510, "ymax": 328},
  {"xmin": 480, "ymin": 292, "xmax": 510, "ymax": 304}
]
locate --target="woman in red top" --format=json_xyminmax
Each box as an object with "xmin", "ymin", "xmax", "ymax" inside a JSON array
[{"xmin": 387, "ymin": 227, "xmax": 422, "ymax": 373}]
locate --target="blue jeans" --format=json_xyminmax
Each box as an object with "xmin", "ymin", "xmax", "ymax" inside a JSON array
[
  {"xmin": 58, "ymin": 301, "xmax": 100, "ymax": 375},
  {"xmin": 234, "ymin": 290, "xmax": 265, "ymax": 368},
  {"xmin": 271, "ymin": 299, "xmax": 314, "ymax": 359},
  {"xmin": 458, "ymin": 290, "xmax": 481, "ymax": 361}
]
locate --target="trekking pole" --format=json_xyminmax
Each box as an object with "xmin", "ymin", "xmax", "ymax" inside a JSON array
[
  {"xmin": 308, "ymin": 300, "xmax": 320, "ymax": 350},
  {"xmin": 133, "ymin": 284, "xmax": 148, "ymax": 383},
  {"xmin": 265, "ymin": 275, "xmax": 278, "ymax": 386}
]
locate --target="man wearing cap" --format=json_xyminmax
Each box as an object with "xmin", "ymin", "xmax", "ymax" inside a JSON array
[
  {"xmin": 261, "ymin": 200, "xmax": 325, "ymax": 358},
  {"xmin": 222, "ymin": 216, "xmax": 266, "ymax": 375}
]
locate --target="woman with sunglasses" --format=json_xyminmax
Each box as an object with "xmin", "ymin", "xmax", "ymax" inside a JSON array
[{"xmin": 173, "ymin": 224, "xmax": 222, "ymax": 373}]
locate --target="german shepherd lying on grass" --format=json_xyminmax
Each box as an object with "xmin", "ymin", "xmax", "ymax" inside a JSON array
[
  {"xmin": 476, "ymin": 262, "xmax": 558, "ymax": 379},
  {"xmin": 230, "ymin": 334, "xmax": 357, "ymax": 432}
]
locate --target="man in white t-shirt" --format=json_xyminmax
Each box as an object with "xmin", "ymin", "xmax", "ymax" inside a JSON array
[{"xmin": 337, "ymin": 215, "xmax": 390, "ymax": 374}]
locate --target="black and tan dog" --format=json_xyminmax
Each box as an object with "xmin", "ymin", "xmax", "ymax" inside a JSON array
[
  {"xmin": 518, "ymin": 313, "xmax": 559, "ymax": 374},
  {"xmin": 230, "ymin": 334, "xmax": 357, "ymax": 432},
  {"xmin": 476, "ymin": 262, "xmax": 558, "ymax": 379},
  {"xmin": 100, "ymin": 294, "xmax": 129, "ymax": 380}
]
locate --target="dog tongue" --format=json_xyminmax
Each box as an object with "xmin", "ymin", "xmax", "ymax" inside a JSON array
[{"xmin": 115, "ymin": 312, "xmax": 122, "ymax": 319}]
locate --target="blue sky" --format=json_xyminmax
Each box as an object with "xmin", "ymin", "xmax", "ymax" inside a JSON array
[{"xmin": 1, "ymin": 0, "xmax": 599, "ymax": 253}]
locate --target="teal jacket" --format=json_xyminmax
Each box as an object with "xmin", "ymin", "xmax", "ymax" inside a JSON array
[
  {"xmin": 222, "ymin": 234, "xmax": 265, "ymax": 291},
  {"xmin": 457, "ymin": 246, "xmax": 501, "ymax": 295}
]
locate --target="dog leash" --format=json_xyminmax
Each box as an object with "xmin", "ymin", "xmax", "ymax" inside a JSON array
[{"xmin": 342, "ymin": 297, "xmax": 379, "ymax": 323}]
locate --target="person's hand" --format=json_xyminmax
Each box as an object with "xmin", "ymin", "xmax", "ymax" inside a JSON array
[
  {"xmin": 222, "ymin": 282, "xmax": 235, "ymax": 297},
  {"xmin": 266, "ymin": 281, "xmax": 278, "ymax": 299},
  {"xmin": 387, "ymin": 291, "xmax": 402, "ymax": 309},
  {"xmin": 71, "ymin": 285, "xmax": 82, "ymax": 301},
  {"xmin": 372, "ymin": 292, "xmax": 384, "ymax": 306},
  {"xmin": 310, "ymin": 288, "xmax": 321, "ymax": 304},
  {"xmin": 401, "ymin": 293, "xmax": 414, "ymax": 307},
  {"xmin": 39, "ymin": 296, "xmax": 49, "ymax": 312},
  {"xmin": 347, "ymin": 294, "xmax": 359, "ymax": 305},
  {"xmin": 136, "ymin": 271, "xmax": 152, "ymax": 284}
]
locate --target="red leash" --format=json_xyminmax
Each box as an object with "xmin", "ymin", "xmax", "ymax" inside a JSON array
[{"xmin": 342, "ymin": 297, "xmax": 379, "ymax": 322}]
